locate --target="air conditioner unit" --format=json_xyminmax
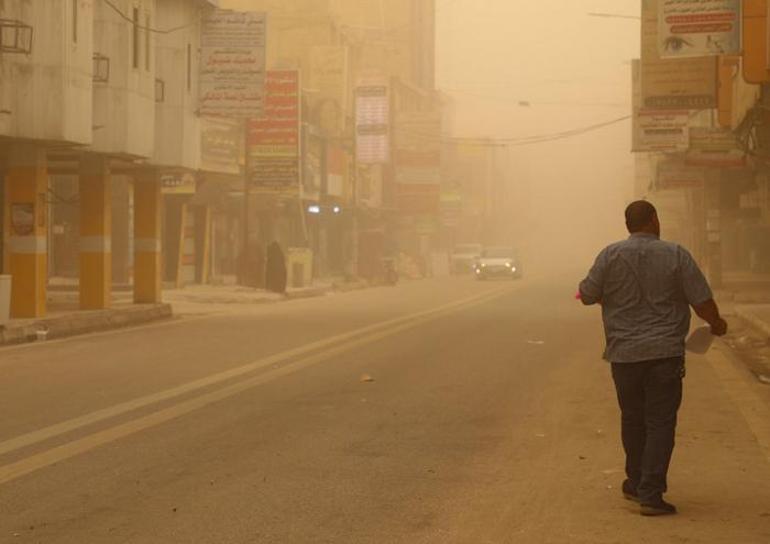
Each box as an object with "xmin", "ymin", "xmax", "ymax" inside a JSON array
[
  {"xmin": 0, "ymin": 19, "xmax": 33, "ymax": 54},
  {"xmin": 93, "ymin": 53, "xmax": 110, "ymax": 83}
]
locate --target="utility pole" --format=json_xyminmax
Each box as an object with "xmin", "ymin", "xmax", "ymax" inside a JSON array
[
  {"xmin": 350, "ymin": 143, "xmax": 360, "ymax": 280},
  {"xmin": 240, "ymin": 119, "xmax": 251, "ymax": 286}
]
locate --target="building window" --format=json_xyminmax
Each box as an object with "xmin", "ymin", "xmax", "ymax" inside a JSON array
[
  {"xmin": 145, "ymin": 14, "xmax": 151, "ymax": 70},
  {"xmin": 132, "ymin": 7, "xmax": 140, "ymax": 69},
  {"xmin": 72, "ymin": 0, "xmax": 78, "ymax": 43},
  {"xmin": 187, "ymin": 43, "xmax": 192, "ymax": 92}
]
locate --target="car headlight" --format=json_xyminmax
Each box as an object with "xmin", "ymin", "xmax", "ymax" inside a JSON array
[{"xmin": 505, "ymin": 262, "xmax": 512, "ymax": 268}]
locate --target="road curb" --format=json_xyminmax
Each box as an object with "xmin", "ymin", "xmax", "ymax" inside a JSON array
[
  {"xmin": 0, "ymin": 304, "xmax": 173, "ymax": 347},
  {"xmin": 1, "ymin": 281, "xmax": 371, "ymax": 347}
]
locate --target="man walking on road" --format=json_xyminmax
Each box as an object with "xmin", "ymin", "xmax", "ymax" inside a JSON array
[{"xmin": 579, "ymin": 201, "xmax": 728, "ymax": 516}]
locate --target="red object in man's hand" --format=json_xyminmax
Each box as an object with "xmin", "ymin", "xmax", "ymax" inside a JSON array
[{"xmin": 575, "ymin": 291, "xmax": 582, "ymax": 300}]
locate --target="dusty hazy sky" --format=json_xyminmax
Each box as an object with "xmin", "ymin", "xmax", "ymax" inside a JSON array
[
  {"xmin": 436, "ymin": 0, "xmax": 640, "ymax": 135},
  {"xmin": 436, "ymin": 0, "xmax": 642, "ymax": 267}
]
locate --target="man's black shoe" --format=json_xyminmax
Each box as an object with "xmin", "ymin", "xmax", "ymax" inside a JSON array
[
  {"xmin": 622, "ymin": 479, "xmax": 640, "ymax": 503},
  {"xmin": 640, "ymin": 499, "xmax": 677, "ymax": 516}
]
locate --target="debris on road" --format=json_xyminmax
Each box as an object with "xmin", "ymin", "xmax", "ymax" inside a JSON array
[
  {"xmin": 527, "ymin": 340, "xmax": 546, "ymax": 345},
  {"xmin": 360, "ymin": 374, "xmax": 375, "ymax": 383}
]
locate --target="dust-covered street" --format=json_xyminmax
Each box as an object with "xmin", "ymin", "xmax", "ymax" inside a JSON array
[{"xmin": 2, "ymin": 276, "xmax": 769, "ymax": 543}]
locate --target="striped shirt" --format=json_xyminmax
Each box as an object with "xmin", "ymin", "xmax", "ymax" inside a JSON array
[{"xmin": 579, "ymin": 233, "xmax": 713, "ymax": 363}]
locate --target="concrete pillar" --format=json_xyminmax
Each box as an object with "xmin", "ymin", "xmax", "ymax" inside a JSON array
[
  {"xmin": 705, "ymin": 173, "xmax": 723, "ymax": 289},
  {"xmin": 134, "ymin": 171, "xmax": 162, "ymax": 303},
  {"xmin": 111, "ymin": 176, "xmax": 132, "ymax": 285},
  {"xmin": 79, "ymin": 155, "xmax": 112, "ymax": 310},
  {"xmin": 5, "ymin": 145, "xmax": 48, "ymax": 318},
  {"xmin": 195, "ymin": 205, "xmax": 212, "ymax": 284}
]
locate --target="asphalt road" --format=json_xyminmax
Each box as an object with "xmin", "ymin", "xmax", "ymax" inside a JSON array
[{"xmin": 1, "ymin": 276, "xmax": 769, "ymax": 543}]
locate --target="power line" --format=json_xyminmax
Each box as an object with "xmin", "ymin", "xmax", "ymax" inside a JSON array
[
  {"xmin": 445, "ymin": 115, "xmax": 632, "ymax": 147},
  {"xmin": 397, "ymin": 116, "xmax": 632, "ymax": 148},
  {"xmin": 440, "ymin": 88, "xmax": 629, "ymax": 108},
  {"xmin": 507, "ymin": 115, "xmax": 632, "ymax": 146},
  {"xmin": 101, "ymin": 0, "xmax": 198, "ymax": 34}
]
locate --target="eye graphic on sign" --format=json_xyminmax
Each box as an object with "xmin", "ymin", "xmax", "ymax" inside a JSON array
[{"xmin": 663, "ymin": 35, "xmax": 693, "ymax": 54}]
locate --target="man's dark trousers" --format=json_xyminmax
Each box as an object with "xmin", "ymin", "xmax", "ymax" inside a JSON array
[{"xmin": 611, "ymin": 356, "xmax": 684, "ymax": 504}]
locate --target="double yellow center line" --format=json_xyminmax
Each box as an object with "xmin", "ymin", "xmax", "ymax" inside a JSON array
[{"xmin": 0, "ymin": 286, "xmax": 510, "ymax": 485}]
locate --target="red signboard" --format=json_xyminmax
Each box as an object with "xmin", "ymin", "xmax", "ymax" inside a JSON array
[{"xmin": 247, "ymin": 70, "xmax": 301, "ymax": 195}]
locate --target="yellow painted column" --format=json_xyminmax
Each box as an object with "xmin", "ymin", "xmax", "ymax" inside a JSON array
[
  {"xmin": 134, "ymin": 170, "xmax": 162, "ymax": 304},
  {"xmin": 743, "ymin": 0, "xmax": 769, "ymax": 83},
  {"xmin": 5, "ymin": 145, "xmax": 48, "ymax": 318},
  {"xmin": 79, "ymin": 155, "xmax": 112, "ymax": 310}
]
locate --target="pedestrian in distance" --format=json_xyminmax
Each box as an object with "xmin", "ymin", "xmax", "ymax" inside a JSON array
[
  {"xmin": 578, "ymin": 200, "xmax": 728, "ymax": 517},
  {"xmin": 265, "ymin": 241, "xmax": 288, "ymax": 295}
]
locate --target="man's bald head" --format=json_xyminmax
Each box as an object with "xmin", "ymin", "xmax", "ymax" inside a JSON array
[{"xmin": 625, "ymin": 200, "xmax": 659, "ymax": 235}]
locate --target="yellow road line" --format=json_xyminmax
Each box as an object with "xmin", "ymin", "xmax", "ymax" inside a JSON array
[{"xmin": 0, "ymin": 287, "xmax": 509, "ymax": 484}]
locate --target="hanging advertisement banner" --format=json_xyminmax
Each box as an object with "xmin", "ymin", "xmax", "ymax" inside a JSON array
[
  {"xmin": 631, "ymin": 59, "xmax": 689, "ymax": 151},
  {"xmin": 440, "ymin": 186, "xmax": 463, "ymax": 227},
  {"xmin": 200, "ymin": 117, "xmax": 242, "ymax": 175},
  {"xmin": 199, "ymin": 10, "xmax": 266, "ymax": 118},
  {"xmin": 686, "ymin": 127, "xmax": 747, "ymax": 167},
  {"xmin": 247, "ymin": 70, "xmax": 301, "ymax": 196},
  {"xmin": 635, "ymin": 109, "xmax": 690, "ymax": 151},
  {"xmin": 161, "ymin": 173, "xmax": 197, "ymax": 195},
  {"xmin": 302, "ymin": 125, "xmax": 323, "ymax": 202},
  {"xmin": 394, "ymin": 111, "xmax": 442, "ymax": 185},
  {"xmin": 326, "ymin": 144, "xmax": 348, "ymax": 199},
  {"xmin": 356, "ymin": 165, "xmax": 383, "ymax": 209},
  {"xmin": 355, "ymin": 77, "xmax": 390, "ymax": 164},
  {"xmin": 641, "ymin": 0, "xmax": 717, "ymax": 109},
  {"xmin": 658, "ymin": 0, "xmax": 741, "ymax": 58},
  {"xmin": 656, "ymin": 157, "xmax": 705, "ymax": 190},
  {"xmin": 394, "ymin": 110, "xmax": 441, "ymax": 214},
  {"xmin": 395, "ymin": 185, "xmax": 442, "ymax": 215}
]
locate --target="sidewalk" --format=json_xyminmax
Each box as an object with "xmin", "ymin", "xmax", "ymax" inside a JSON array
[
  {"xmin": 0, "ymin": 278, "xmax": 369, "ymax": 347},
  {"xmin": 162, "ymin": 278, "xmax": 368, "ymax": 316},
  {"xmin": 708, "ymin": 271, "xmax": 770, "ymax": 384}
]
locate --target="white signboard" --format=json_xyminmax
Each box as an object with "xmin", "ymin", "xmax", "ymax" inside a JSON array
[
  {"xmin": 656, "ymin": 158, "xmax": 705, "ymax": 190},
  {"xmin": 642, "ymin": 0, "xmax": 717, "ymax": 110},
  {"xmin": 636, "ymin": 110, "xmax": 690, "ymax": 151},
  {"xmin": 658, "ymin": 0, "xmax": 741, "ymax": 58},
  {"xmin": 355, "ymin": 77, "xmax": 390, "ymax": 164},
  {"xmin": 200, "ymin": 10, "xmax": 266, "ymax": 118}
]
